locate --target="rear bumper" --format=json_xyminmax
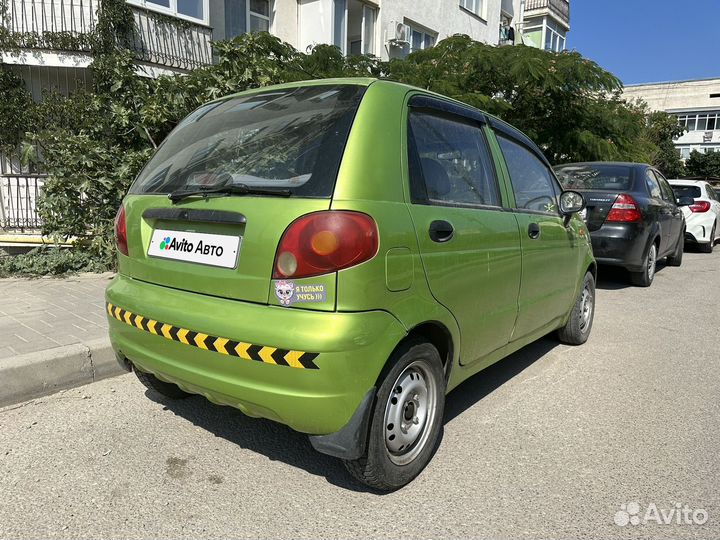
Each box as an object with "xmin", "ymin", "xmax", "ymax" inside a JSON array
[
  {"xmin": 590, "ymin": 223, "xmax": 649, "ymax": 271},
  {"xmin": 105, "ymin": 274, "xmax": 407, "ymax": 435},
  {"xmin": 684, "ymin": 214, "xmax": 716, "ymax": 244}
]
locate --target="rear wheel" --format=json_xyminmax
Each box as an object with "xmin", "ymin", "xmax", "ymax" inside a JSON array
[
  {"xmin": 557, "ymin": 271, "xmax": 595, "ymax": 345},
  {"xmin": 700, "ymin": 225, "xmax": 715, "ymax": 253},
  {"xmin": 666, "ymin": 231, "xmax": 684, "ymax": 266},
  {"xmin": 344, "ymin": 340, "xmax": 445, "ymax": 491},
  {"xmin": 134, "ymin": 369, "xmax": 192, "ymax": 399},
  {"xmin": 630, "ymin": 242, "xmax": 657, "ymax": 287}
]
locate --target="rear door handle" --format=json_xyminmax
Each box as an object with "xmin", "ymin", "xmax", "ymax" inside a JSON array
[
  {"xmin": 429, "ymin": 220, "xmax": 454, "ymax": 243},
  {"xmin": 528, "ymin": 222, "xmax": 541, "ymax": 239}
]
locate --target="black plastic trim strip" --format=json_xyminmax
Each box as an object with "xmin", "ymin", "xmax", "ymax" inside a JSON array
[{"xmin": 142, "ymin": 208, "xmax": 247, "ymax": 225}]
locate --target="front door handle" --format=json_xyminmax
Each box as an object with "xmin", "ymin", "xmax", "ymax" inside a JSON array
[
  {"xmin": 528, "ymin": 222, "xmax": 541, "ymax": 239},
  {"xmin": 429, "ymin": 220, "xmax": 454, "ymax": 243}
]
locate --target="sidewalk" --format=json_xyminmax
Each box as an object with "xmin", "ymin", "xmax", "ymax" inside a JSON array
[{"xmin": 0, "ymin": 273, "xmax": 126, "ymax": 406}]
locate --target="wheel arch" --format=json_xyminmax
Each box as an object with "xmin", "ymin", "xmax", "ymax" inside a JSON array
[{"xmin": 379, "ymin": 320, "xmax": 455, "ymax": 386}]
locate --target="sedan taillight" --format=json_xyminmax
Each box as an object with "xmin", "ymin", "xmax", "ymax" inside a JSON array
[{"xmin": 606, "ymin": 194, "xmax": 642, "ymax": 223}]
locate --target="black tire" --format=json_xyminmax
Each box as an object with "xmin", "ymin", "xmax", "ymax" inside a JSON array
[
  {"xmin": 666, "ymin": 231, "xmax": 684, "ymax": 266},
  {"xmin": 700, "ymin": 225, "xmax": 715, "ymax": 253},
  {"xmin": 630, "ymin": 242, "xmax": 657, "ymax": 287},
  {"xmin": 344, "ymin": 340, "xmax": 446, "ymax": 491},
  {"xmin": 557, "ymin": 271, "xmax": 595, "ymax": 345},
  {"xmin": 134, "ymin": 369, "xmax": 192, "ymax": 399}
]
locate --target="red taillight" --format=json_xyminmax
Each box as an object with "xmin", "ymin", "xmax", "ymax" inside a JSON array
[
  {"xmin": 273, "ymin": 211, "xmax": 378, "ymax": 279},
  {"xmin": 606, "ymin": 194, "xmax": 642, "ymax": 223},
  {"xmin": 115, "ymin": 205, "xmax": 128, "ymax": 256},
  {"xmin": 689, "ymin": 200, "xmax": 711, "ymax": 213}
]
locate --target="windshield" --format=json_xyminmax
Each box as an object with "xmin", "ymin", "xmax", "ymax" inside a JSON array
[
  {"xmin": 671, "ymin": 185, "xmax": 701, "ymax": 199},
  {"xmin": 554, "ymin": 164, "xmax": 633, "ymax": 191},
  {"xmin": 130, "ymin": 85, "xmax": 366, "ymax": 198}
]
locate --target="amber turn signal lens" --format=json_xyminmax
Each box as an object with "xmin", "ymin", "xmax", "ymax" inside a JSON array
[{"xmin": 310, "ymin": 230, "xmax": 339, "ymax": 256}]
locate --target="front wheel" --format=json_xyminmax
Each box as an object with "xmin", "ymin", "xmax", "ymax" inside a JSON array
[
  {"xmin": 666, "ymin": 231, "xmax": 684, "ymax": 266},
  {"xmin": 630, "ymin": 242, "xmax": 657, "ymax": 287},
  {"xmin": 557, "ymin": 271, "xmax": 596, "ymax": 345},
  {"xmin": 344, "ymin": 340, "xmax": 446, "ymax": 491}
]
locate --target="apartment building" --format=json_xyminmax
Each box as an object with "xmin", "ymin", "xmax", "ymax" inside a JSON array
[
  {"xmin": 0, "ymin": 0, "xmax": 570, "ymax": 237},
  {"xmin": 624, "ymin": 78, "xmax": 720, "ymax": 160}
]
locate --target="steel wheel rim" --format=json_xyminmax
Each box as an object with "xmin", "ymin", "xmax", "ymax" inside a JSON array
[
  {"xmin": 647, "ymin": 245, "xmax": 657, "ymax": 280},
  {"xmin": 383, "ymin": 360, "xmax": 438, "ymax": 466},
  {"xmin": 579, "ymin": 283, "xmax": 593, "ymax": 332}
]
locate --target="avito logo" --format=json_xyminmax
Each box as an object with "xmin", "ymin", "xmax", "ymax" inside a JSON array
[{"xmin": 158, "ymin": 236, "xmax": 224, "ymax": 257}]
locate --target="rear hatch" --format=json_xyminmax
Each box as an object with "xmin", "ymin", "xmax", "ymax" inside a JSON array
[
  {"xmin": 554, "ymin": 163, "xmax": 634, "ymax": 231},
  {"xmin": 119, "ymin": 83, "xmax": 367, "ymax": 305}
]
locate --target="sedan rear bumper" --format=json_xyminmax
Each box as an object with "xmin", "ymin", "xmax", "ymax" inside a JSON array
[{"xmin": 589, "ymin": 223, "xmax": 650, "ymax": 272}]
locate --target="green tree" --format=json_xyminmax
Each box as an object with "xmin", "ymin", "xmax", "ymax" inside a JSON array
[
  {"xmin": 685, "ymin": 150, "xmax": 720, "ymax": 178},
  {"xmin": 643, "ymin": 110, "xmax": 686, "ymax": 178},
  {"xmin": 384, "ymin": 35, "xmax": 651, "ymax": 164}
]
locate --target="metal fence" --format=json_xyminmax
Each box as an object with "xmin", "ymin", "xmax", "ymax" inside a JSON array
[
  {"xmin": 0, "ymin": 175, "xmax": 46, "ymax": 231},
  {"xmin": 1, "ymin": 0, "xmax": 213, "ymax": 70}
]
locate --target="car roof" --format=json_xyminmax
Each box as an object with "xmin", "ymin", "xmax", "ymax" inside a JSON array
[
  {"xmin": 554, "ymin": 162, "xmax": 650, "ymax": 169},
  {"xmin": 207, "ymin": 78, "xmax": 549, "ymax": 165},
  {"xmin": 668, "ymin": 179, "xmax": 707, "ymax": 186}
]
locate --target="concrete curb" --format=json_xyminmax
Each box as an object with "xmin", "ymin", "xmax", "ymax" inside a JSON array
[{"xmin": 0, "ymin": 337, "xmax": 126, "ymax": 407}]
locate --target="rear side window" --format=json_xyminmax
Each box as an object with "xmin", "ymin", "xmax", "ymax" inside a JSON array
[
  {"xmin": 645, "ymin": 170, "xmax": 662, "ymax": 199},
  {"xmin": 130, "ymin": 85, "xmax": 366, "ymax": 198},
  {"xmin": 497, "ymin": 135, "xmax": 559, "ymax": 214},
  {"xmin": 554, "ymin": 164, "xmax": 633, "ymax": 191},
  {"xmin": 672, "ymin": 185, "xmax": 702, "ymax": 199},
  {"xmin": 408, "ymin": 110, "xmax": 500, "ymax": 207}
]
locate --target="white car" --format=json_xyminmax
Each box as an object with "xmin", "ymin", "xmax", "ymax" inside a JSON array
[{"xmin": 669, "ymin": 179, "xmax": 720, "ymax": 253}]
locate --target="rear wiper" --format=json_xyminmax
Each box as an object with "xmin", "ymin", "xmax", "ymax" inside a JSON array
[{"xmin": 168, "ymin": 183, "xmax": 291, "ymax": 203}]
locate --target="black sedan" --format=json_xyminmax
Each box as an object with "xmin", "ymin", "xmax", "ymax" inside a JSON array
[{"xmin": 554, "ymin": 162, "xmax": 687, "ymax": 287}]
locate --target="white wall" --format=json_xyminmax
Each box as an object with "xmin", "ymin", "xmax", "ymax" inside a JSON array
[
  {"xmin": 623, "ymin": 79, "xmax": 720, "ymax": 114},
  {"xmin": 380, "ymin": 0, "xmax": 503, "ymax": 60},
  {"xmin": 297, "ymin": 0, "xmax": 334, "ymax": 53}
]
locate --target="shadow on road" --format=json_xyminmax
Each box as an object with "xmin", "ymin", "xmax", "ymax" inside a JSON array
[
  {"xmin": 148, "ymin": 335, "xmax": 561, "ymax": 493},
  {"xmin": 595, "ymin": 261, "xmax": 671, "ymax": 290},
  {"xmin": 443, "ymin": 336, "xmax": 558, "ymax": 423}
]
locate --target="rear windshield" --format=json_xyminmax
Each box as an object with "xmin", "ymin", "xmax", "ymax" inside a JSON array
[
  {"xmin": 671, "ymin": 185, "xmax": 701, "ymax": 199},
  {"xmin": 554, "ymin": 164, "xmax": 633, "ymax": 191},
  {"xmin": 129, "ymin": 85, "xmax": 366, "ymax": 198}
]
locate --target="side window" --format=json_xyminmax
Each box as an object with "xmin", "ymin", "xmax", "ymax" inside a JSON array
[
  {"xmin": 657, "ymin": 175, "xmax": 676, "ymax": 203},
  {"xmin": 408, "ymin": 110, "xmax": 500, "ymax": 207},
  {"xmin": 496, "ymin": 134, "xmax": 559, "ymax": 214},
  {"xmin": 707, "ymin": 185, "xmax": 718, "ymax": 201},
  {"xmin": 645, "ymin": 170, "xmax": 662, "ymax": 199}
]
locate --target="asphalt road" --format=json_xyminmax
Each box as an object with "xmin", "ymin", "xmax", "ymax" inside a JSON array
[{"xmin": 2, "ymin": 249, "xmax": 719, "ymax": 539}]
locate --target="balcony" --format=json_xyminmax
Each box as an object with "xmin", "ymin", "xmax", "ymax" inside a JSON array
[
  {"xmin": 0, "ymin": 0, "xmax": 213, "ymax": 71},
  {"xmin": 524, "ymin": 0, "xmax": 570, "ymax": 26}
]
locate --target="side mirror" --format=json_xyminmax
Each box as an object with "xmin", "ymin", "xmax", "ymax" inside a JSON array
[
  {"xmin": 677, "ymin": 196, "xmax": 694, "ymax": 207},
  {"xmin": 559, "ymin": 190, "xmax": 586, "ymax": 225}
]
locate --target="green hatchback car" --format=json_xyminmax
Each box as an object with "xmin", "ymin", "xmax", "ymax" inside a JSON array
[{"xmin": 106, "ymin": 78, "xmax": 596, "ymax": 490}]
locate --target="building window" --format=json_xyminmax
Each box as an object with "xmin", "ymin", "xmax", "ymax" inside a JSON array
[
  {"xmin": 248, "ymin": 0, "xmax": 270, "ymax": 32},
  {"xmin": 460, "ymin": 0, "xmax": 486, "ymax": 20},
  {"xmin": 677, "ymin": 112, "xmax": 720, "ymax": 132},
  {"xmin": 129, "ymin": 0, "xmax": 208, "ymax": 24},
  {"xmin": 335, "ymin": 0, "xmax": 377, "ymax": 56},
  {"xmin": 543, "ymin": 18, "xmax": 566, "ymax": 52},
  {"xmin": 409, "ymin": 26, "xmax": 436, "ymax": 53}
]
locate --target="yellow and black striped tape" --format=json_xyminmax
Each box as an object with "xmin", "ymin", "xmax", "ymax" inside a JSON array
[{"xmin": 106, "ymin": 302, "xmax": 319, "ymax": 369}]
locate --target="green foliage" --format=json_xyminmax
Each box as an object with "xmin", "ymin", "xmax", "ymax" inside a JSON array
[
  {"xmin": 0, "ymin": 246, "xmax": 108, "ymax": 277},
  {"xmin": 642, "ymin": 110, "xmax": 686, "ymax": 178},
  {"xmin": 0, "ymin": 67, "xmax": 32, "ymax": 151},
  {"xmin": 385, "ymin": 36, "xmax": 644, "ymax": 163},
  {"xmin": 685, "ymin": 150, "xmax": 720, "ymax": 178},
  {"xmin": 1, "ymin": 30, "xmax": 685, "ymax": 276}
]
